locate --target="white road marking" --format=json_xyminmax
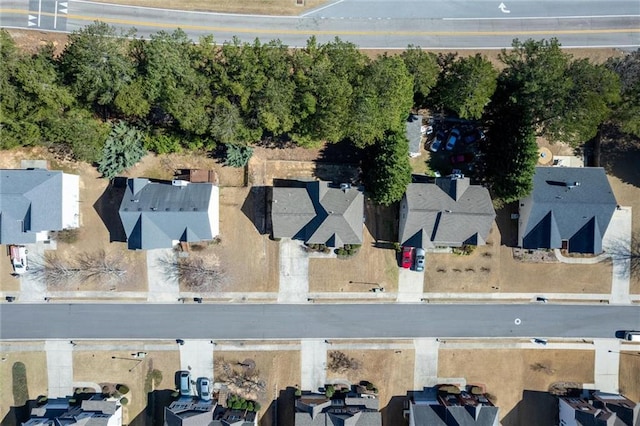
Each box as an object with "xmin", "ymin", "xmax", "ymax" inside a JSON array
[{"xmin": 300, "ymin": 0, "xmax": 345, "ymax": 17}]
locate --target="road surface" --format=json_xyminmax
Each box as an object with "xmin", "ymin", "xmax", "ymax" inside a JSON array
[
  {"xmin": 1, "ymin": 0, "xmax": 639, "ymax": 48},
  {"xmin": 1, "ymin": 303, "xmax": 638, "ymax": 340}
]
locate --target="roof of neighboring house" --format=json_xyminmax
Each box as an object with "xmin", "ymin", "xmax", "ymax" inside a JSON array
[
  {"xmin": 294, "ymin": 393, "xmax": 381, "ymax": 426},
  {"xmin": 400, "ymin": 176, "xmax": 495, "ymax": 248},
  {"xmin": 24, "ymin": 396, "xmax": 121, "ymax": 426},
  {"xmin": 406, "ymin": 114, "xmax": 423, "ymax": 156},
  {"xmin": 212, "ymin": 407, "xmax": 256, "ymax": 426},
  {"xmin": 164, "ymin": 399, "xmax": 216, "ymax": 426},
  {"xmin": 560, "ymin": 390, "xmax": 638, "ymax": 426},
  {"xmin": 0, "ymin": 169, "xmax": 66, "ymax": 244},
  {"xmin": 520, "ymin": 167, "xmax": 617, "ymax": 253},
  {"xmin": 272, "ymin": 181, "xmax": 364, "ymax": 247},
  {"xmin": 119, "ymin": 178, "xmax": 219, "ymax": 250},
  {"xmin": 408, "ymin": 387, "xmax": 499, "ymax": 426}
]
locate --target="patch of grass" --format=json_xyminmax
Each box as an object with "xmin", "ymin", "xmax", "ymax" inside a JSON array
[
  {"xmin": 12, "ymin": 362, "xmax": 28, "ymax": 405},
  {"xmin": 144, "ymin": 369, "xmax": 163, "ymax": 394}
]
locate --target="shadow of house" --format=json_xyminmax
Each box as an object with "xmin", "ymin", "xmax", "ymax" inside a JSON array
[
  {"xmin": 381, "ymin": 395, "xmax": 408, "ymax": 426},
  {"xmin": 494, "ymin": 202, "xmax": 519, "ymax": 246},
  {"xmin": 128, "ymin": 389, "xmax": 175, "ymax": 426},
  {"xmin": 93, "ymin": 177, "xmax": 127, "ymax": 243},
  {"xmin": 364, "ymin": 200, "xmax": 399, "ymax": 246},
  {"xmin": 276, "ymin": 387, "xmax": 297, "ymax": 426},
  {"xmin": 501, "ymin": 390, "xmax": 558, "ymax": 426},
  {"xmin": 241, "ymin": 186, "xmax": 268, "ymax": 235},
  {"xmin": 1, "ymin": 401, "xmax": 32, "ymax": 426}
]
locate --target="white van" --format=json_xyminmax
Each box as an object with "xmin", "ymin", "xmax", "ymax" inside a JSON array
[{"xmin": 623, "ymin": 331, "xmax": 640, "ymax": 342}]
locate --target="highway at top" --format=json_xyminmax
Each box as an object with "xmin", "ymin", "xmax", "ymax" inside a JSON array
[{"xmin": 0, "ymin": 0, "xmax": 639, "ymax": 48}]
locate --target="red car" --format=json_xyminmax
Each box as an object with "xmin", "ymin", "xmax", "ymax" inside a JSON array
[
  {"xmin": 449, "ymin": 153, "xmax": 474, "ymax": 165},
  {"xmin": 401, "ymin": 246, "xmax": 414, "ymax": 269}
]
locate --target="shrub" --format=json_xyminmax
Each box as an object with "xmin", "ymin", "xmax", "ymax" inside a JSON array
[
  {"xmin": 247, "ymin": 401, "xmax": 254, "ymax": 411},
  {"xmin": 97, "ymin": 121, "xmax": 147, "ymax": 179},
  {"xmin": 232, "ymin": 400, "xmax": 242, "ymax": 409},
  {"xmin": 253, "ymin": 402, "xmax": 261, "ymax": 411},
  {"xmin": 120, "ymin": 397, "xmax": 129, "ymax": 405},
  {"xmin": 12, "ymin": 362, "xmax": 28, "ymax": 405},
  {"xmin": 224, "ymin": 144, "xmax": 253, "ymax": 168},
  {"xmin": 295, "ymin": 388, "xmax": 302, "ymax": 397},
  {"xmin": 240, "ymin": 399, "xmax": 248, "ymax": 409},
  {"xmin": 51, "ymin": 228, "xmax": 79, "ymax": 244},
  {"xmin": 144, "ymin": 132, "xmax": 183, "ymax": 154},
  {"xmin": 325, "ymin": 385, "xmax": 335, "ymax": 398},
  {"xmin": 116, "ymin": 384, "xmax": 130, "ymax": 395}
]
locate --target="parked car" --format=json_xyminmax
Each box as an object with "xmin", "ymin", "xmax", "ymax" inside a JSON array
[
  {"xmin": 197, "ymin": 377, "xmax": 211, "ymax": 401},
  {"xmin": 9, "ymin": 245, "xmax": 28, "ymax": 275},
  {"xmin": 445, "ymin": 129, "xmax": 461, "ymax": 151},
  {"xmin": 414, "ymin": 248, "xmax": 426, "ymax": 272},
  {"xmin": 429, "ymin": 131, "xmax": 445, "ymax": 152},
  {"xmin": 179, "ymin": 371, "xmax": 191, "ymax": 396},
  {"xmin": 623, "ymin": 331, "xmax": 640, "ymax": 341},
  {"xmin": 401, "ymin": 246, "xmax": 414, "ymax": 269},
  {"xmin": 449, "ymin": 153, "xmax": 474, "ymax": 165},
  {"xmin": 464, "ymin": 129, "xmax": 486, "ymax": 144}
]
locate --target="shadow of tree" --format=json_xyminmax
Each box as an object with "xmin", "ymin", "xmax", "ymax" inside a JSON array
[{"xmin": 599, "ymin": 124, "xmax": 640, "ymax": 188}]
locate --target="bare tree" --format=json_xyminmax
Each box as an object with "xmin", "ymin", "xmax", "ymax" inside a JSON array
[
  {"xmin": 605, "ymin": 230, "xmax": 640, "ymax": 281},
  {"xmin": 31, "ymin": 253, "xmax": 82, "ymax": 287},
  {"xmin": 160, "ymin": 254, "xmax": 226, "ymax": 292},
  {"xmin": 215, "ymin": 357, "xmax": 265, "ymax": 400},
  {"xmin": 77, "ymin": 249, "xmax": 126, "ymax": 282},
  {"xmin": 530, "ymin": 362, "xmax": 555, "ymax": 375},
  {"xmin": 29, "ymin": 250, "xmax": 126, "ymax": 288},
  {"xmin": 328, "ymin": 351, "xmax": 361, "ymax": 373}
]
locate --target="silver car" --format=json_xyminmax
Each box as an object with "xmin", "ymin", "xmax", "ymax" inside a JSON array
[
  {"xmin": 414, "ymin": 248, "xmax": 426, "ymax": 272},
  {"xmin": 197, "ymin": 377, "xmax": 211, "ymax": 401}
]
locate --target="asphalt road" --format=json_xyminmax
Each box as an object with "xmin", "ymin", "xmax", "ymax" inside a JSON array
[
  {"xmin": 1, "ymin": 0, "xmax": 639, "ymax": 48},
  {"xmin": 1, "ymin": 303, "xmax": 638, "ymax": 340}
]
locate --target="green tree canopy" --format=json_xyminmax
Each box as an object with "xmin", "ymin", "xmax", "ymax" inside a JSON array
[
  {"xmin": 362, "ymin": 131, "xmax": 412, "ymax": 205},
  {"xmin": 97, "ymin": 122, "xmax": 147, "ymax": 179},
  {"xmin": 349, "ymin": 54, "xmax": 413, "ymax": 147},
  {"xmin": 59, "ymin": 22, "xmax": 136, "ymax": 111},
  {"xmin": 434, "ymin": 53, "xmax": 498, "ymax": 119},
  {"xmin": 606, "ymin": 49, "xmax": 640, "ymax": 137},
  {"xmin": 400, "ymin": 45, "xmax": 439, "ymax": 107}
]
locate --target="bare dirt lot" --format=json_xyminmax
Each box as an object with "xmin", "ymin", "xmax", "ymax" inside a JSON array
[
  {"xmin": 213, "ymin": 350, "xmax": 300, "ymax": 415},
  {"xmin": 73, "ymin": 347, "xmax": 180, "ymax": 425},
  {"xmin": 324, "ymin": 348, "xmax": 414, "ymax": 425},
  {"xmin": 438, "ymin": 348, "xmax": 594, "ymax": 426},
  {"xmin": 618, "ymin": 350, "xmax": 640, "ymax": 402},
  {"xmin": 0, "ymin": 350, "xmax": 48, "ymax": 426}
]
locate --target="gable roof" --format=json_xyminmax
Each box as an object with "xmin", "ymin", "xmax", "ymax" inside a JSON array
[
  {"xmin": 412, "ymin": 404, "xmax": 500, "ymax": 426},
  {"xmin": 119, "ymin": 179, "xmax": 218, "ymax": 250},
  {"xmin": 164, "ymin": 400, "xmax": 215, "ymax": 426},
  {"xmin": 294, "ymin": 394, "xmax": 381, "ymax": 426},
  {"xmin": 272, "ymin": 181, "xmax": 364, "ymax": 247},
  {"xmin": 0, "ymin": 169, "xmax": 67, "ymax": 244},
  {"xmin": 406, "ymin": 114, "xmax": 423, "ymax": 155},
  {"xmin": 400, "ymin": 176, "xmax": 495, "ymax": 248},
  {"xmin": 520, "ymin": 167, "xmax": 617, "ymax": 253}
]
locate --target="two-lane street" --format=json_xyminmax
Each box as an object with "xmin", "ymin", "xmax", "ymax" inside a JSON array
[
  {"xmin": 0, "ymin": 0, "xmax": 639, "ymax": 48},
  {"xmin": 1, "ymin": 303, "xmax": 638, "ymax": 340}
]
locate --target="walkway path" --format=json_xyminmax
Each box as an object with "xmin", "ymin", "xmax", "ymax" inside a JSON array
[
  {"xmin": 179, "ymin": 340, "xmax": 215, "ymax": 385},
  {"xmin": 603, "ymin": 207, "xmax": 632, "ymax": 304},
  {"xmin": 278, "ymin": 240, "xmax": 309, "ymax": 303},
  {"xmin": 45, "ymin": 340, "xmax": 74, "ymax": 398},
  {"xmin": 413, "ymin": 338, "xmax": 439, "ymax": 389},
  {"xmin": 300, "ymin": 340, "xmax": 327, "ymax": 391},
  {"xmin": 146, "ymin": 249, "xmax": 180, "ymax": 302}
]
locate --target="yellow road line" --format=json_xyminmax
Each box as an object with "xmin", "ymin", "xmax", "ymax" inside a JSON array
[{"xmin": 2, "ymin": 8, "xmax": 640, "ymax": 36}]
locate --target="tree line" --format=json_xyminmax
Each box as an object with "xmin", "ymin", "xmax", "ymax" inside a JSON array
[{"xmin": 1, "ymin": 24, "xmax": 638, "ymax": 205}]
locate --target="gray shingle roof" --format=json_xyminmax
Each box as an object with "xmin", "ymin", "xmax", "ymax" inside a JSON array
[
  {"xmin": 406, "ymin": 114, "xmax": 423, "ymax": 155},
  {"xmin": 399, "ymin": 176, "xmax": 495, "ymax": 248},
  {"xmin": 119, "ymin": 178, "xmax": 218, "ymax": 250},
  {"xmin": 164, "ymin": 400, "xmax": 215, "ymax": 426},
  {"xmin": 519, "ymin": 167, "xmax": 617, "ymax": 253},
  {"xmin": 412, "ymin": 404, "xmax": 500, "ymax": 426},
  {"xmin": 0, "ymin": 169, "xmax": 65, "ymax": 244},
  {"xmin": 272, "ymin": 181, "xmax": 364, "ymax": 247}
]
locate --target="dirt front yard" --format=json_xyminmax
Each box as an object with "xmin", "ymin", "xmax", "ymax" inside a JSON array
[
  {"xmin": 73, "ymin": 347, "xmax": 180, "ymax": 425},
  {"xmin": 438, "ymin": 348, "xmax": 594, "ymax": 426},
  {"xmin": 619, "ymin": 350, "xmax": 640, "ymax": 402},
  {"xmin": 324, "ymin": 348, "xmax": 414, "ymax": 425},
  {"xmin": 213, "ymin": 350, "xmax": 300, "ymax": 417}
]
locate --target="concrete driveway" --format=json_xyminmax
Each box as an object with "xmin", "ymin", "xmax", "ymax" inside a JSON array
[
  {"xmin": 146, "ymin": 248, "xmax": 179, "ymax": 302},
  {"xmin": 602, "ymin": 206, "xmax": 632, "ymax": 304},
  {"xmin": 278, "ymin": 239, "xmax": 309, "ymax": 303},
  {"xmin": 397, "ymin": 268, "xmax": 424, "ymax": 302},
  {"xmin": 179, "ymin": 340, "xmax": 214, "ymax": 391}
]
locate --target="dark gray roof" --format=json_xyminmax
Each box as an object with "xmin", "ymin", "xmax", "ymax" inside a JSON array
[
  {"xmin": 406, "ymin": 114, "xmax": 423, "ymax": 155},
  {"xmin": 411, "ymin": 404, "xmax": 500, "ymax": 426},
  {"xmin": 164, "ymin": 400, "xmax": 215, "ymax": 426},
  {"xmin": 294, "ymin": 394, "xmax": 381, "ymax": 426},
  {"xmin": 119, "ymin": 179, "xmax": 218, "ymax": 250},
  {"xmin": 0, "ymin": 169, "xmax": 65, "ymax": 244},
  {"xmin": 399, "ymin": 176, "xmax": 495, "ymax": 248},
  {"xmin": 272, "ymin": 181, "xmax": 364, "ymax": 247},
  {"xmin": 520, "ymin": 167, "xmax": 617, "ymax": 253}
]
